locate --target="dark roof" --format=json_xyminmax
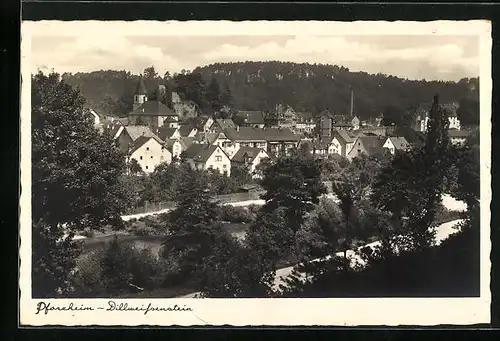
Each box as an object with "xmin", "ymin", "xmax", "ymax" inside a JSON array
[
  {"xmin": 448, "ymin": 129, "xmax": 470, "ymax": 138},
  {"xmin": 319, "ymin": 110, "xmax": 336, "ymax": 119},
  {"xmin": 214, "ymin": 118, "xmax": 237, "ymax": 130},
  {"xmin": 135, "ymin": 78, "xmax": 148, "ymax": 95},
  {"xmin": 155, "ymin": 127, "xmax": 178, "ymax": 140},
  {"xmin": 237, "ymin": 111, "xmax": 266, "ymax": 125},
  {"xmin": 129, "ymin": 135, "xmax": 163, "ymax": 155},
  {"xmin": 183, "ymin": 144, "xmax": 225, "ymax": 163},
  {"xmin": 178, "ymin": 125, "xmax": 196, "ymax": 137},
  {"xmin": 179, "ymin": 136, "xmax": 197, "ymax": 149},
  {"xmin": 357, "ymin": 136, "xmax": 387, "ymax": 155},
  {"xmin": 194, "ymin": 132, "xmax": 221, "ymax": 144},
  {"xmin": 313, "ymin": 138, "xmax": 332, "ymax": 150},
  {"xmin": 331, "ymin": 114, "xmax": 353, "ymax": 126},
  {"xmin": 129, "ymin": 100, "xmax": 177, "ymax": 116},
  {"xmin": 332, "ymin": 128, "xmax": 356, "ymax": 144},
  {"xmin": 231, "ymin": 147, "xmax": 268, "ymax": 163},
  {"xmin": 224, "ymin": 127, "xmax": 300, "ymax": 142}
]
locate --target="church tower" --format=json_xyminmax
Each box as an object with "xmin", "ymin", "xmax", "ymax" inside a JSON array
[{"xmin": 133, "ymin": 77, "xmax": 148, "ymax": 110}]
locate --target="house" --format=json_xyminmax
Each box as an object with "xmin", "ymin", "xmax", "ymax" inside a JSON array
[
  {"xmin": 223, "ymin": 126, "xmax": 301, "ymax": 158},
  {"xmin": 128, "ymin": 100, "xmax": 180, "ymax": 128},
  {"xmin": 128, "ymin": 79, "xmax": 180, "ymax": 128},
  {"xmin": 178, "ymin": 124, "xmax": 198, "ymax": 137},
  {"xmin": 230, "ymin": 147, "xmax": 271, "ymax": 177},
  {"xmin": 236, "ymin": 111, "xmax": 266, "ymax": 128},
  {"xmin": 448, "ymin": 129, "xmax": 470, "ymax": 146},
  {"xmin": 347, "ymin": 136, "xmax": 388, "ymax": 160},
  {"xmin": 331, "ymin": 114, "xmax": 355, "ymax": 130},
  {"xmin": 128, "ymin": 135, "xmax": 172, "ymax": 174},
  {"xmin": 330, "ymin": 129, "xmax": 356, "ymax": 157},
  {"xmin": 154, "ymin": 127, "xmax": 181, "ymax": 141},
  {"xmin": 383, "ymin": 136, "xmax": 412, "ymax": 154},
  {"xmin": 416, "ymin": 102, "xmax": 461, "ymax": 132},
  {"xmin": 316, "ymin": 110, "xmax": 336, "ymax": 137},
  {"xmin": 112, "ymin": 125, "xmax": 157, "ymax": 154},
  {"xmin": 164, "ymin": 138, "xmax": 186, "ymax": 159},
  {"xmin": 209, "ymin": 118, "xmax": 237, "ymax": 133},
  {"xmin": 182, "ymin": 144, "xmax": 232, "ymax": 176},
  {"xmin": 294, "ymin": 112, "xmax": 316, "ymax": 135}
]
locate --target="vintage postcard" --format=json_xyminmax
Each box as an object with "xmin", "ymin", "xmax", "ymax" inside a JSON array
[{"xmin": 20, "ymin": 20, "xmax": 492, "ymax": 326}]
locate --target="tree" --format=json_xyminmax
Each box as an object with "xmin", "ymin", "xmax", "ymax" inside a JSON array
[
  {"xmin": 371, "ymin": 94, "xmax": 451, "ymax": 252},
  {"xmin": 221, "ymin": 81, "xmax": 233, "ymax": 107},
  {"xmin": 128, "ymin": 158, "xmax": 143, "ymax": 175},
  {"xmin": 197, "ymin": 231, "xmax": 272, "ymax": 298},
  {"xmin": 259, "ymin": 151, "xmax": 326, "ymax": 260},
  {"xmin": 206, "ymin": 77, "xmax": 223, "ymax": 113},
  {"xmin": 457, "ymin": 97, "xmax": 480, "ymax": 126},
  {"xmin": 161, "ymin": 168, "xmax": 221, "ymax": 279},
  {"xmin": 31, "ymin": 72, "xmax": 128, "ymax": 297},
  {"xmin": 143, "ymin": 66, "xmax": 158, "ymax": 80}
]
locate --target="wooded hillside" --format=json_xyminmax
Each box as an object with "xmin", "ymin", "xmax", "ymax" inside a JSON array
[{"xmin": 61, "ymin": 61, "xmax": 479, "ymax": 123}]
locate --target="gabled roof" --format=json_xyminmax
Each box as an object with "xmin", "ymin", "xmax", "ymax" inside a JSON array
[
  {"xmin": 237, "ymin": 111, "xmax": 266, "ymax": 125},
  {"xmin": 155, "ymin": 127, "xmax": 178, "ymax": 140},
  {"xmin": 178, "ymin": 124, "xmax": 196, "ymax": 137},
  {"xmin": 179, "ymin": 136, "xmax": 197, "ymax": 149},
  {"xmin": 183, "ymin": 144, "xmax": 227, "ymax": 163},
  {"xmin": 135, "ymin": 77, "xmax": 148, "ymax": 95},
  {"xmin": 332, "ymin": 128, "xmax": 356, "ymax": 144},
  {"xmin": 129, "ymin": 100, "xmax": 177, "ymax": 116},
  {"xmin": 214, "ymin": 118, "xmax": 237, "ymax": 130},
  {"xmin": 194, "ymin": 132, "xmax": 221, "ymax": 145},
  {"xmin": 129, "ymin": 135, "xmax": 164, "ymax": 155},
  {"xmin": 122, "ymin": 125, "xmax": 155, "ymax": 141},
  {"xmin": 231, "ymin": 147, "xmax": 268, "ymax": 163},
  {"xmin": 387, "ymin": 136, "xmax": 411, "ymax": 150},
  {"xmin": 319, "ymin": 110, "xmax": 336, "ymax": 119},
  {"xmin": 224, "ymin": 127, "xmax": 300, "ymax": 142},
  {"xmin": 357, "ymin": 136, "xmax": 387, "ymax": 155}
]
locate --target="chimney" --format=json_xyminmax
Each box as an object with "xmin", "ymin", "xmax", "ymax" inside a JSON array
[
  {"xmin": 349, "ymin": 86, "xmax": 355, "ymax": 117},
  {"xmin": 236, "ymin": 125, "xmax": 240, "ymax": 132}
]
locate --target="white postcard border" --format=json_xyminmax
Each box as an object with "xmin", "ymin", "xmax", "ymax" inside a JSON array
[{"xmin": 19, "ymin": 20, "xmax": 492, "ymax": 326}]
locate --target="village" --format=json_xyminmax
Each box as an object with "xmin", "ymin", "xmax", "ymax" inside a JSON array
[{"xmin": 87, "ymin": 77, "xmax": 472, "ymax": 179}]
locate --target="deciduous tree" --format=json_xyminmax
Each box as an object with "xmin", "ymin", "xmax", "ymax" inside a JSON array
[{"xmin": 32, "ymin": 72, "xmax": 128, "ymax": 297}]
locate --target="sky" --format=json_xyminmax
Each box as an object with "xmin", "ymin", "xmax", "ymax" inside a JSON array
[{"xmin": 30, "ymin": 27, "xmax": 480, "ymax": 82}]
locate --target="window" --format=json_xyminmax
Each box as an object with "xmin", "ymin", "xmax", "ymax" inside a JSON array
[
  {"xmin": 223, "ymin": 164, "xmax": 227, "ymax": 169},
  {"xmin": 146, "ymin": 147, "xmax": 149, "ymax": 151},
  {"xmin": 215, "ymin": 156, "xmax": 222, "ymax": 162},
  {"xmin": 150, "ymin": 156, "xmax": 153, "ymax": 159},
  {"xmin": 140, "ymin": 156, "xmax": 143, "ymax": 160},
  {"xmin": 145, "ymin": 166, "xmax": 148, "ymax": 170}
]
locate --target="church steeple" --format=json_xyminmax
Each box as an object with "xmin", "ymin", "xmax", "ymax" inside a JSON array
[{"xmin": 133, "ymin": 76, "xmax": 148, "ymax": 110}]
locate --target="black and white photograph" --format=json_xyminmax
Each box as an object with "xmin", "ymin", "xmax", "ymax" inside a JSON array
[{"xmin": 19, "ymin": 20, "xmax": 491, "ymax": 326}]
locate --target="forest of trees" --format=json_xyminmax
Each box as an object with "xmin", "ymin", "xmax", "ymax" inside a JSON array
[{"xmin": 60, "ymin": 62, "xmax": 479, "ymax": 124}]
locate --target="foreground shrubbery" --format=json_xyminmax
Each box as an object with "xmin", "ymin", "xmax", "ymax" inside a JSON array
[
  {"xmin": 281, "ymin": 206, "xmax": 479, "ymax": 297},
  {"xmin": 71, "ymin": 237, "xmax": 177, "ymax": 297}
]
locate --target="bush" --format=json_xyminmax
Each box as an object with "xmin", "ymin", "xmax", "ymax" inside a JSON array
[
  {"xmin": 218, "ymin": 205, "xmax": 255, "ymax": 224},
  {"xmin": 81, "ymin": 229, "xmax": 95, "ymax": 238},
  {"xmin": 71, "ymin": 237, "xmax": 175, "ymax": 297}
]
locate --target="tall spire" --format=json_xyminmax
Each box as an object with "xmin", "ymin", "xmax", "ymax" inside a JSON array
[{"xmin": 135, "ymin": 76, "xmax": 148, "ymax": 95}]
